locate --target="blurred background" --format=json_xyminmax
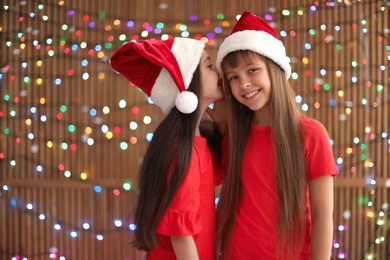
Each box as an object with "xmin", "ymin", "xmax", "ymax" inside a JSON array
[{"xmin": 1, "ymin": 0, "xmax": 389, "ymax": 259}]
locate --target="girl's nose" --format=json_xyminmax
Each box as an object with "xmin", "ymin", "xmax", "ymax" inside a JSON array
[{"xmin": 241, "ymin": 80, "xmax": 251, "ymax": 88}]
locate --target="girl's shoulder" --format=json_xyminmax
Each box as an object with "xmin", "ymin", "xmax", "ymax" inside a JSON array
[
  {"xmin": 299, "ymin": 115, "xmax": 332, "ymax": 151},
  {"xmin": 299, "ymin": 115, "xmax": 328, "ymax": 135}
]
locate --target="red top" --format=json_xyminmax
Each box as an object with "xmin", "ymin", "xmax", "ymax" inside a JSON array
[
  {"xmin": 146, "ymin": 136, "xmax": 216, "ymax": 260},
  {"xmin": 223, "ymin": 116, "xmax": 338, "ymax": 259}
]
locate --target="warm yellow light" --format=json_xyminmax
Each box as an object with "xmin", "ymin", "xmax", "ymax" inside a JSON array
[
  {"xmin": 114, "ymin": 19, "xmax": 120, "ymax": 25},
  {"xmin": 47, "ymin": 141, "xmax": 53, "ymax": 148},
  {"xmin": 338, "ymin": 90, "xmax": 344, "ymax": 97},
  {"xmin": 302, "ymin": 57, "xmax": 309, "ymax": 64},
  {"xmin": 106, "ymin": 131, "xmax": 113, "ymax": 139},
  {"xmin": 80, "ymin": 172, "xmax": 87, "ymax": 180},
  {"xmin": 39, "ymin": 98, "xmax": 46, "ymax": 104},
  {"xmin": 26, "ymin": 119, "xmax": 32, "ymax": 126}
]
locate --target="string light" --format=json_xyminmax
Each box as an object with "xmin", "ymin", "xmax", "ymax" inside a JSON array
[{"xmin": 1, "ymin": 1, "xmax": 389, "ymax": 258}]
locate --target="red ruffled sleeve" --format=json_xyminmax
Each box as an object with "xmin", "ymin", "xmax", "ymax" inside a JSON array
[
  {"xmin": 156, "ymin": 146, "xmax": 203, "ymax": 236},
  {"xmin": 157, "ymin": 210, "xmax": 203, "ymax": 236}
]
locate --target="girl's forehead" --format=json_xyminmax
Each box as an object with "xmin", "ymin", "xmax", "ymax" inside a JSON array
[{"xmin": 223, "ymin": 51, "xmax": 264, "ymax": 69}]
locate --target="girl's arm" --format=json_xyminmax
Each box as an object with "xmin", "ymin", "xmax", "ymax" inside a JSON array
[
  {"xmin": 308, "ymin": 175, "xmax": 334, "ymax": 260},
  {"xmin": 171, "ymin": 236, "xmax": 199, "ymax": 260}
]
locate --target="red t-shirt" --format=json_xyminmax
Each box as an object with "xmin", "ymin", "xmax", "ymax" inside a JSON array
[
  {"xmin": 224, "ymin": 116, "xmax": 338, "ymax": 259},
  {"xmin": 146, "ymin": 136, "xmax": 216, "ymax": 260}
]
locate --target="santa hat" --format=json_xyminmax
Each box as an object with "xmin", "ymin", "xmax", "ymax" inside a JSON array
[
  {"xmin": 216, "ymin": 11, "xmax": 291, "ymax": 79},
  {"xmin": 110, "ymin": 37, "xmax": 205, "ymax": 114}
]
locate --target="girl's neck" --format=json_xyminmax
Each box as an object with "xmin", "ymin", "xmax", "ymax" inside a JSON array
[{"xmin": 252, "ymin": 107, "xmax": 271, "ymax": 126}]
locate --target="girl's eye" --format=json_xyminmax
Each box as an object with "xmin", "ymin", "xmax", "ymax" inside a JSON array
[
  {"xmin": 249, "ymin": 68, "xmax": 258, "ymax": 73},
  {"xmin": 207, "ymin": 64, "xmax": 213, "ymax": 69},
  {"xmin": 228, "ymin": 76, "xmax": 238, "ymax": 82}
]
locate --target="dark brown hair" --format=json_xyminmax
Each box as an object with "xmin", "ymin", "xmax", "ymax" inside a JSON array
[
  {"xmin": 132, "ymin": 65, "xmax": 222, "ymax": 251},
  {"xmin": 216, "ymin": 51, "xmax": 306, "ymax": 259}
]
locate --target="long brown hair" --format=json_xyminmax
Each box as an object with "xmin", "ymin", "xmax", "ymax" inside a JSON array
[
  {"xmin": 132, "ymin": 66, "xmax": 222, "ymax": 251},
  {"xmin": 216, "ymin": 50, "xmax": 306, "ymax": 259}
]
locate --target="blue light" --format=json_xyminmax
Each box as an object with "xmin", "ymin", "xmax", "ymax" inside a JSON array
[
  {"xmin": 215, "ymin": 27, "xmax": 222, "ymax": 33},
  {"xmin": 94, "ymin": 186, "xmax": 102, "ymax": 193},
  {"xmin": 295, "ymin": 95, "xmax": 303, "ymax": 103},
  {"xmin": 128, "ymin": 224, "xmax": 137, "ymax": 231},
  {"xmin": 89, "ymin": 108, "xmax": 97, "ymax": 116},
  {"xmin": 127, "ymin": 21, "xmax": 134, "ymax": 28},
  {"xmin": 146, "ymin": 133, "xmax": 154, "ymax": 142}
]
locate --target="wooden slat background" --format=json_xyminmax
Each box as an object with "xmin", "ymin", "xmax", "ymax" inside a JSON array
[{"xmin": 1, "ymin": 0, "xmax": 389, "ymax": 259}]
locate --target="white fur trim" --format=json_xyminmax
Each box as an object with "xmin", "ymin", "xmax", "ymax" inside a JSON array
[
  {"xmin": 216, "ymin": 30, "xmax": 291, "ymax": 79},
  {"xmin": 150, "ymin": 38, "xmax": 205, "ymax": 114},
  {"xmin": 151, "ymin": 68, "xmax": 179, "ymax": 114},
  {"xmin": 175, "ymin": 91, "xmax": 198, "ymax": 114},
  {"xmin": 171, "ymin": 38, "xmax": 205, "ymax": 90}
]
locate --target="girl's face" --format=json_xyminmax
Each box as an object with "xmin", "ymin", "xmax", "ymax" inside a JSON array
[
  {"xmin": 224, "ymin": 54, "xmax": 272, "ymax": 122},
  {"xmin": 200, "ymin": 51, "xmax": 223, "ymax": 106}
]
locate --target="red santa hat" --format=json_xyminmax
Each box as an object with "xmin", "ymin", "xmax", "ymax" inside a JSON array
[
  {"xmin": 110, "ymin": 37, "xmax": 205, "ymax": 114},
  {"xmin": 216, "ymin": 11, "xmax": 291, "ymax": 79}
]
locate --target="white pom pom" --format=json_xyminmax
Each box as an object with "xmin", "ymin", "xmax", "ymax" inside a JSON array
[{"xmin": 175, "ymin": 91, "xmax": 198, "ymax": 114}]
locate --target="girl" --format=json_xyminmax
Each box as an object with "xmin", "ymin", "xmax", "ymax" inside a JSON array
[
  {"xmin": 110, "ymin": 37, "xmax": 223, "ymax": 260},
  {"xmin": 214, "ymin": 11, "xmax": 338, "ymax": 259}
]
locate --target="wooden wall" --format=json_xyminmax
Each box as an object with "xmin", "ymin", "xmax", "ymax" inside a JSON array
[{"xmin": 1, "ymin": 0, "xmax": 389, "ymax": 259}]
